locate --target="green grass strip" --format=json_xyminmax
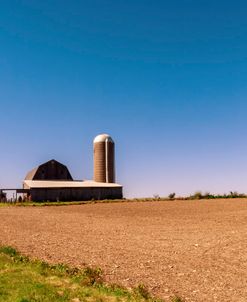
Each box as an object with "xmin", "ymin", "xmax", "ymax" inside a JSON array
[{"xmin": 0, "ymin": 246, "xmax": 181, "ymax": 302}]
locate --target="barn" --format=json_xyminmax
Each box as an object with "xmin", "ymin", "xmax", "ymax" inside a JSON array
[
  {"xmin": 23, "ymin": 159, "xmax": 122, "ymax": 202},
  {"xmin": 1, "ymin": 134, "xmax": 123, "ymax": 202}
]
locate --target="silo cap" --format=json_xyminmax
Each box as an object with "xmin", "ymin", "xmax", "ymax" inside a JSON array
[{"xmin": 94, "ymin": 134, "xmax": 114, "ymax": 143}]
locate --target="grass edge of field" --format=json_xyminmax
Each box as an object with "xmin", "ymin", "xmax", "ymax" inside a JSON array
[
  {"xmin": 0, "ymin": 246, "xmax": 183, "ymax": 302},
  {"xmin": 1, "ymin": 195, "xmax": 247, "ymax": 207}
]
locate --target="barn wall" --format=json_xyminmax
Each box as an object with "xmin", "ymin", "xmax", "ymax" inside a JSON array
[{"xmin": 30, "ymin": 187, "xmax": 123, "ymax": 202}]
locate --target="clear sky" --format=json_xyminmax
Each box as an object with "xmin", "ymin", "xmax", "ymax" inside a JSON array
[{"xmin": 1, "ymin": 0, "xmax": 247, "ymax": 197}]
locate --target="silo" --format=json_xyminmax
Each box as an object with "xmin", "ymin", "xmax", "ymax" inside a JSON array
[{"xmin": 93, "ymin": 134, "xmax": 115, "ymax": 183}]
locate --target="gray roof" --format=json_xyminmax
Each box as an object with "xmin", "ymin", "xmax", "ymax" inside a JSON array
[
  {"xmin": 23, "ymin": 180, "xmax": 122, "ymax": 189},
  {"xmin": 25, "ymin": 167, "xmax": 39, "ymax": 180},
  {"xmin": 25, "ymin": 159, "xmax": 73, "ymax": 181}
]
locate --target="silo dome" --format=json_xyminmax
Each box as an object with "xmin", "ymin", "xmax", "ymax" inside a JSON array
[
  {"xmin": 93, "ymin": 134, "xmax": 113, "ymax": 143},
  {"xmin": 93, "ymin": 134, "xmax": 115, "ymax": 183}
]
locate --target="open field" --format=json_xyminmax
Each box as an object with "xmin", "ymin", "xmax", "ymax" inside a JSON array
[{"xmin": 0, "ymin": 199, "xmax": 247, "ymax": 301}]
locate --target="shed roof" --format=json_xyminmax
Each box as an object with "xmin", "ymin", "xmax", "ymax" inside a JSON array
[{"xmin": 23, "ymin": 180, "xmax": 122, "ymax": 189}]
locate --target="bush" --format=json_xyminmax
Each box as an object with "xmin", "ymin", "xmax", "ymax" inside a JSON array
[
  {"xmin": 168, "ymin": 193, "xmax": 176, "ymax": 199},
  {"xmin": 153, "ymin": 194, "xmax": 160, "ymax": 200},
  {"xmin": 192, "ymin": 191, "xmax": 203, "ymax": 200}
]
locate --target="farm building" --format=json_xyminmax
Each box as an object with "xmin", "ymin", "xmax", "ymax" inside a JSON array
[
  {"xmin": 1, "ymin": 134, "xmax": 123, "ymax": 202},
  {"xmin": 23, "ymin": 159, "xmax": 122, "ymax": 202}
]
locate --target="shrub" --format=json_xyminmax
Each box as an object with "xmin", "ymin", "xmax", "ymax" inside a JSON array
[
  {"xmin": 192, "ymin": 191, "xmax": 203, "ymax": 200},
  {"xmin": 168, "ymin": 193, "xmax": 176, "ymax": 199},
  {"xmin": 153, "ymin": 194, "xmax": 160, "ymax": 200}
]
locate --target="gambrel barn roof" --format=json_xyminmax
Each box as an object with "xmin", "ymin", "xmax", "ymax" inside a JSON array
[{"xmin": 25, "ymin": 159, "xmax": 73, "ymax": 181}]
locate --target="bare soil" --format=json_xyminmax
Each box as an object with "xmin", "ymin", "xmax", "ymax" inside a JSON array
[{"xmin": 0, "ymin": 199, "xmax": 247, "ymax": 301}]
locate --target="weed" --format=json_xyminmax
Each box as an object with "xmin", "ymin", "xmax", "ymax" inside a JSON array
[
  {"xmin": 0, "ymin": 246, "xmax": 30, "ymax": 264},
  {"xmin": 134, "ymin": 284, "xmax": 151, "ymax": 300},
  {"xmin": 81, "ymin": 267, "xmax": 103, "ymax": 286},
  {"xmin": 0, "ymin": 246, "xmax": 19, "ymax": 257},
  {"xmin": 171, "ymin": 296, "xmax": 184, "ymax": 302}
]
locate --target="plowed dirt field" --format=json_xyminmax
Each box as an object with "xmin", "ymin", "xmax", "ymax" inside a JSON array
[{"xmin": 0, "ymin": 199, "xmax": 247, "ymax": 301}]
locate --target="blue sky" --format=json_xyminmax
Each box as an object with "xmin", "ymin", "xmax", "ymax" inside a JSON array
[{"xmin": 1, "ymin": 0, "xmax": 247, "ymax": 197}]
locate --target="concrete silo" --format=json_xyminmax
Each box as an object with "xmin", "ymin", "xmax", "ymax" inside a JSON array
[{"xmin": 93, "ymin": 134, "xmax": 115, "ymax": 183}]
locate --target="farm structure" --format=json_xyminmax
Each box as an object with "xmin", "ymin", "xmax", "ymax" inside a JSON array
[{"xmin": 1, "ymin": 134, "xmax": 123, "ymax": 202}]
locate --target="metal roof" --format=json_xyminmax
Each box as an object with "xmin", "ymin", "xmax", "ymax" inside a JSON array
[
  {"xmin": 24, "ymin": 159, "xmax": 73, "ymax": 181},
  {"xmin": 25, "ymin": 167, "xmax": 39, "ymax": 180},
  {"xmin": 94, "ymin": 133, "xmax": 114, "ymax": 143},
  {"xmin": 23, "ymin": 180, "xmax": 122, "ymax": 189}
]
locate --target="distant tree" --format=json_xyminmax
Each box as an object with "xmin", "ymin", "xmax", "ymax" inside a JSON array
[
  {"xmin": 203, "ymin": 192, "xmax": 211, "ymax": 199},
  {"xmin": 193, "ymin": 191, "xmax": 203, "ymax": 200},
  {"xmin": 168, "ymin": 193, "xmax": 176, "ymax": 199}
]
